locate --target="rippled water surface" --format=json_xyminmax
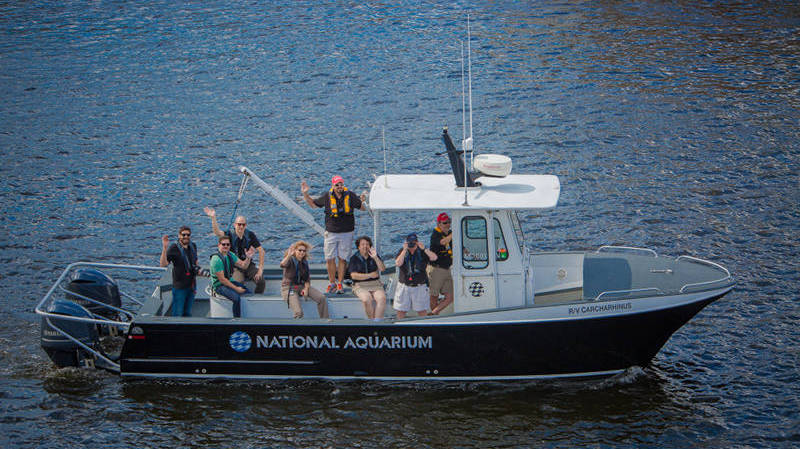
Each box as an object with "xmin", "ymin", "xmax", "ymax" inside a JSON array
[{"xmin": 1, "ymin": 1, "xmax": 798, "ymax": 448}]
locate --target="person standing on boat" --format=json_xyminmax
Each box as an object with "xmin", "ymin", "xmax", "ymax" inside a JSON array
[
  {"xmin": 203, "ymin": 207, "xmax": 266, "ymax": 294},
  {"xmin": 428, "ymin": 212, "xmax": 454, "ymax": 315},
  {"xmin": 210, "ymin": 235, "xmax": 255, "ymax": 318},
  {"xmin": 159, "ymin": 226, "xmax": 200, "ymax": 317},
  {"xmin": 394, "ymin": 233, "xmax": 438, "ymax": 319},
  {"xmin": 300, "ymin": 175, "xmax": 367, "ymax": 295},
  {"xmin": 347, "ymin": 236, "xmax": 387, "ymax": 320},
  {"xmin": 279, "ymin": 241, "xmax": 329, "ymax": 319}
]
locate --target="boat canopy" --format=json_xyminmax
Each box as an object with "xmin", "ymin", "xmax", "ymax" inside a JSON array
[{"xmin": 368, "ymin": 174, "xmax": 561, "ymax": 211}]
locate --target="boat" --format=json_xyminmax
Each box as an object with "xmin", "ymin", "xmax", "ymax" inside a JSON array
[
  {"xmin": 35, "ymin": 24, "xmax": 733, "ymax": 380},
  {"xmin": 35, "ymin": 127, "xmax": 734, "ymax": 380}
]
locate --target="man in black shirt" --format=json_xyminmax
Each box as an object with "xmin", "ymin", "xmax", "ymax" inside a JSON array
[
  {"xmin": 429, "ymin": 213, "xmax": 455, "ymax": 315},
  {"xmin": 301, "ymin": 175, "xmax": 367, "ymax": 294},
  {"xmin": 393, "ymin": 233, "xmax": 438, "ymax": 319},
  {"xmin": 204, "ymin": 207, "xmax": 266, "ymax": 294},
  {"xmin": 159, "ymin": 226, "xmax": 199, "ymax": 317}
]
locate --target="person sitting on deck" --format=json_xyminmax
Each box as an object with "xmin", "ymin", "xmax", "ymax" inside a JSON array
[
  {"xmin": 159, "ymin": 226, "xmax": 200, "ymax": 317},
  {"xmin": 300, "ymin": 175, "xmax": 367, "ymax": 295},
  {"xmin": 347, "ymin": 236, "xmax": 387, "ymax": 320},
  {"xmin": 428, "ymin": 212, "xmax": 454, "ymax": 315},
  {"xmin": 393, "ymin": 233, "xmax": 438, "ymax": 319},
  {"xmin": 210, "ymin": 235, "xmax": 255, "ymax": 318},
  {"xmin": 204, "ymin": 207, "xmax": 266, "ymax": 294},
  {"xmin": 280, "ymin": 241, "xmax": 329, "ymax": 319}
]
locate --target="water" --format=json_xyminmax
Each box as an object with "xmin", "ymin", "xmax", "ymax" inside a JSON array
[{"xmin": 1, "ymin": 1, "xmax": 798, "ymax": 448}]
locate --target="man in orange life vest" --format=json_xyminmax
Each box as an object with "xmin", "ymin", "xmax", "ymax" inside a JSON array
[
  {"xmin": 428, "ymin": 212, "xmax": 454, "ymax": 315},
  {"xmin": 301, "ymin": 175, "xmax": 367, "ymax": 294}
]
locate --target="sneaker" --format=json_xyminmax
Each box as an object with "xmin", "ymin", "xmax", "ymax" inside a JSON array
[
  {"xmin": 336, "ymin": 283, "xmax": 344, "ymax": 294},
  {"xmin": 325, "ymin": 283, "xmax": 336, "ymax": 294}
]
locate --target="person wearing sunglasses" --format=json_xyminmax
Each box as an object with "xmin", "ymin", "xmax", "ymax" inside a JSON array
[
  {"xmin": 204, "ymin": 207, "xmax": 266, "ymax": 294},
  {"xmin": 428, "ymin": 213, "xmax": 454, "ymax": 315},
  {"xmin": 347, "ymin": 236, "xmax": 387, "ymax": 320},
  {"xmin": 300, "ymin": 175, "xmax": 367, "ymax": 295},
  {"xmin": 280, "ymin": 241, "xmax": 329, "ymax": 319},
  {"xmin": 159, "ymin": 226, "xmax": 200, "ymax": 317},
  {"xmin": 210, "ymin": 235, "xmax": 255, "ymax": 318}
]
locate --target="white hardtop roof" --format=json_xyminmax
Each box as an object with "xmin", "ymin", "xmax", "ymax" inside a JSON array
[{"xmin": 369, "ymin": 174, "xmax": 561, "ymax": 211}]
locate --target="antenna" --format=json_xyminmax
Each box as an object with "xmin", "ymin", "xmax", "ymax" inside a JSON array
[
  {"xmin": 382, "ymin": 127, "xmax": 388, "ymax": 187},
  {"xmin": 461, "ymin": 41, "xmax": 469, "ymax": 206},
  {"xmin": 467, "ymin": 15, "xmax": 474, "ymax": 146}
]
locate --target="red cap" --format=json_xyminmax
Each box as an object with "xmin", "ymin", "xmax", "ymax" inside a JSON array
[
  {"xmin": 437, "ymin": 212, "xmax": 450, "ymax": 222},
  {"xmin": 331, "ymin": 175, "xmax": 344, "ymax": 186}
]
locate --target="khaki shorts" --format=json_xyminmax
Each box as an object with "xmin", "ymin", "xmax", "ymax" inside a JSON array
[
  {"xmin": 324, "ymin": 231, "xmax": 353, "ymax": 260},
  {"xmin": 352, "ymin": 279, "xmax": 384, "ymax": 296},
  {"xmin": 427, "ymin": 265, "xmax": 453, "ymax": 295}
]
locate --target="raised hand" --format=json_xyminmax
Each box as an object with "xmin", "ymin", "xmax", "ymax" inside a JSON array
[
  {"xmin": 300, "ymin": 181, "xmax": 310, "ymax": 195},
  {"xmin": 204, "ymin": 206, "xmax": 216, "ymax": 217},
  {"xmin": 161, "ymin": 235, "xmax": 170, "ymax": 248}
]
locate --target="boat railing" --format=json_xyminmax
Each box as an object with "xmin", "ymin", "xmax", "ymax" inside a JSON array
[
  {"xmin": 593, "ymin": 287, "xmax": 663, "ymax": 301},
  {"xmin": 35, "ymin": 262, "xmax": 167, "ymax": 373},
  {"xmin": 596, "ymin": 246, "xmax": 658, "ymax": 257},
  {"xmin": 676, "ymin": 255, "xmax": 733, "ymax": 293}
]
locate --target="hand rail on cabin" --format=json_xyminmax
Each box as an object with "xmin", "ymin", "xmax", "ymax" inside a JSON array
[
  {"xmin": 593, "ymin": 287, "xmax": 663, "ymax": 301},
  {"xmin": 596, "ymin": 246, "xmax": 658, "ymax": 257},
  {"xmin": 676, "ymin": 255, "xmax": 733, "ymax": 293}
]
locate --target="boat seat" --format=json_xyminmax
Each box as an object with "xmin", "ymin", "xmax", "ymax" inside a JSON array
[{"xmin": 205, "ymin": 285, "xmax": 234, "ymax": 318}]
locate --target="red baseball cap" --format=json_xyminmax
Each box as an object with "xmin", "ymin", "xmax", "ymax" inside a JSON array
[
  {"xmin": 437, "ymin": 212, "xmax": 450, "ymax": 222},
  {"xmin": 331, "ymin": 175, "xmax": 344, "ymax": 185}
]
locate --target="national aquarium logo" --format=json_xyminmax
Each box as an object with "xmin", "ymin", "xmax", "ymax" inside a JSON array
[{"xmin": 229, "ymin": 331, "xmax": 252, "ymax": 352}]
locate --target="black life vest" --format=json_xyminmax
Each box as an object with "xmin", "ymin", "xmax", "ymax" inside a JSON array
[
  {"xmin": 214, "ymin": 252, "xmax": 236, "ymax": 279},
  {"xmin": 290, "ymin": 256, "xmax": 309, "ymax": 286},
  {"xmin": 228, "ymin": 230, "xmax": 252, "ymax": 259},
  {"xmin": 177, "ymin": 242, "xmax": 197, "ymax": 276}
]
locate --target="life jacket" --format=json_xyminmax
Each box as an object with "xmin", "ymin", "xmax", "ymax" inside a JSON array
[
  {"xmin": 213, "ymin": 252, "xmax": 236, "ymax": 280},
  {"xmin": 434, "ymin": 227, "xmax": 453, "ymax": 256},
  {"xmin": 228, "ymin": 230, "xmax": 252, "ymax": 259},
  {"xmin": 177, "ymin": 242, "xmax": 197, "ymax": 277},
  {"xmin": 403, "ymin": 249, "xmax": 426, "ymax": 283},
  {"xmin": 350, "ymin": 252, "xmax": 378, "ymax": 278},
  {"xmin": 329, "ymin": 187, "xmax": 351, "ymax": 218},
  {"xmin": 290, "ymin": 256, "xmax": 310, "ymax": 286}
]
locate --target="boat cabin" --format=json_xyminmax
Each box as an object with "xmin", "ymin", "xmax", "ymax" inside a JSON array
[{"xmin": 368, "ymin": 128, "xmax": 561, "ymax": 314}]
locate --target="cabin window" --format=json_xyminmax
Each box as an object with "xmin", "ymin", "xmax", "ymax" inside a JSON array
[
  {"xmin": 493, "ymin": 218, "xmax": 509, "ymax": 262},
  {"xmin": 461, "ymin": 216, "xmax": 488, "ymax": 269}
]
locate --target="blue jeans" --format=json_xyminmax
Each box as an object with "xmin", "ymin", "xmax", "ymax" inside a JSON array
[
  {"xmin": 171, "ymin": 287, "xmax": 196, "ymax": 317},
  {"xmin": 216, "ymin": 281, "xmax": 250, "ymax": 317}
]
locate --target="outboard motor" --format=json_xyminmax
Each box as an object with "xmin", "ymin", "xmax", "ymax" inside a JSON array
[
  {"xmin": 40, "ymin": 299, "xmax": 99, "ymax": 368},
  {"xmin": 65, "ymin": 268, "xmax": 121, "ymax": 320}
]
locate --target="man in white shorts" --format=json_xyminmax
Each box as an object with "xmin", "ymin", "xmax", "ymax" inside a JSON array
[
  {"xmin": 301, "ymin": 175, "xmax": 366, "ymax": 294},
  {"xmin": 393, "ymin": 233, "xmax": 438, "ymax": 319}
]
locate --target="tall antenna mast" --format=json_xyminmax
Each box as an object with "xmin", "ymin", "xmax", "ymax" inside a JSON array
[
  {"xmin": 461, "ymin": 16, "xmax": 475, "ymax": 206},
  {"xmin": 467, "ymin": 15, "xmax": 474, "ymax": 145},
  {"xmin": 461, "ymin": 41, "xmax": 468, "ymax": 207},
  {"xmin": 382, "ymin": 126, "xmax": 388, "ymax": 187}
]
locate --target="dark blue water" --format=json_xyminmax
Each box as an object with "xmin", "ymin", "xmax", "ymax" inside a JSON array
[{"xmin": 1, "ymin": 1, "xmax": 798, "ymax": 448}]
